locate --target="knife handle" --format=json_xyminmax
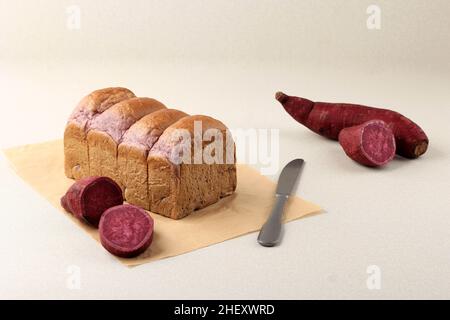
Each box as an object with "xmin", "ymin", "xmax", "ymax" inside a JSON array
[{"xmin": 257, "ymin": 194, "xmax": 288, "ymax": 247}]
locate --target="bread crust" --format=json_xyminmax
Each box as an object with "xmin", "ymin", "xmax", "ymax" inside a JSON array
[
  {"xmin": 64, "ymin": 87, "xmax": 135, "ymax": 179},
  {"xmin": 148, "ymin": 115, "xmax": 237, "ymax": 219},
  {"xmin": 117, "ymin": 109, "xmax": 188, "ymax": 209},
  {"xmin": 87, "ymin": 97, "xmax": 166, "ymax": 187}
]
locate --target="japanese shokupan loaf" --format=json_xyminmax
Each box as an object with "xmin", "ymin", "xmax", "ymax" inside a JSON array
[
  {"xmin": 64, "ymin": 87, "xmax": 135, "ymax": 179},
  {"xmin": 64, "ymin": 88, "xmax": 237, "ymax": 219}
]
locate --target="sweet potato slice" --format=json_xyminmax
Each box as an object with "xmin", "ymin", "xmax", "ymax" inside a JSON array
[
  {"xmin": 99, "ymin": 204, "xmax": 154, "ymax": 258},
  {"xmin": 61, "ymin": 176, "xmax": 123, "ymax": 227},
  {"xmin": 338, "ymin": 120, "xmax": 396, "ymax": 167}
]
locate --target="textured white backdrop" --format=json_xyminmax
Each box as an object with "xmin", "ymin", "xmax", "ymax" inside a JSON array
[
  {"xmin": 0, "ymin": 0, "xmax": 449, "ymax": 299},
  {"xmin": 1, "ymin": 0, "xmax": 449, "ymax": 72}
]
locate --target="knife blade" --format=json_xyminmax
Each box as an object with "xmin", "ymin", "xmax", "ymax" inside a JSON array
[{"xmin": 257, "ymin": 158, "xmax": 304, "ymax": 247}]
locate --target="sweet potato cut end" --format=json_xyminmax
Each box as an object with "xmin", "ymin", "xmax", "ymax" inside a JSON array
[
  {"xmin": 414, "ymin": 141, "xmax": 428, "ymax": 158},
  {"xmin": 361, "ymin": 121, "xmax": 396, "ymax": 166},
  {"xmin": 81, "ymin": 177, "xmax": 124, "ymax": 227},
  {"xmin": 339, "ymin": 120, "xmax": 396, "ymax": 167}
]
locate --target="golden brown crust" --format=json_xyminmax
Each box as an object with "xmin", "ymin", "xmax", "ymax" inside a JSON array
[
  {"xmin": 148, "ymin": 115, "xmax": 236, "ymax": 219},
  {"xmin": 64, "ymin": 123, "xmax": 88, "ymax": 179},
  {"xmin": 72, "ymin": 87, "xmax": 135, "ymax": 118},
  {"xmin": 87, "ymin": 97, "xmax": 166, "ymax": 188},
  {"xmin": 117, "ymin": 109, "xmax": 188, "ymax": 209},
  {"xmin": 89, "ymin": 97, "xmax": 166, "ymax": 142},
  {"xmin": 121, "ymin": 109, "xmax": 189, "ymax": 148},
  {"xmin": 161, "ymin": 114, "xmax": 228, "ymax": 132},
  {"xmin": 64, "ymin": 87, "xmax": 135, "ymax": 179},
  {"xmin": 148, "ymin": 115, "xmax": 230, "ymax": 162}
]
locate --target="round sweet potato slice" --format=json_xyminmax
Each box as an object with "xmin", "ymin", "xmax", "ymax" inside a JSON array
[
  {"xmin": 61, "ymin": 176, "xmax": 123, "ymax": 227},
  {"xmin": 99, "ymin": 204, "xmax": 154, "ymax": 258},
  {"xmin": 338, "ymin": 120, "xmax": 396, "ymax": 167}
]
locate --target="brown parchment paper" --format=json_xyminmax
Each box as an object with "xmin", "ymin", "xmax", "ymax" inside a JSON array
[{"xmin": 3, "ymin": 140, "xmax": 321, "ymax": 267}]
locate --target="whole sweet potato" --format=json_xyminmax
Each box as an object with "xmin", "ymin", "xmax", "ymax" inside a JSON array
[{"xmin": 276, "ymin": 92, "xmax": 428, "ymax": 159}]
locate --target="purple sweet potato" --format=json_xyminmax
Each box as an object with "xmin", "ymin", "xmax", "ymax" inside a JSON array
[
  {"xmin": 276, "ymin": 92, "xmax": 428, "ymax": 159},
  {"xmin": 61, "ymin": 176, "xmax": 123, "ymax": 227},
  {"xmin": 99, "ymin": 204, "xmax": 154, "ymax": 258},
  {"xmin": 338, "ymin": 120, "xmax": 396, "ymax": 167}
]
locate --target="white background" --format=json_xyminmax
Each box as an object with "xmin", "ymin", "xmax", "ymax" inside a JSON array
[{"xmin": 0, "ymin": 0, "xmax": 449, "ymax": 299}]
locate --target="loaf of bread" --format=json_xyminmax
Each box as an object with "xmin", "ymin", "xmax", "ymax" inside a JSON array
[
  {"xmin": 118, "ymin": 109, "xmax": 188, "ymax": 209},
  {"xmin": 64, "ymin": 88, "xmax": 237, "ymax": 219},
  {"xmin": 87, "ymin": 97, "xmax": 166, "ymax": 187},
  {"xmin": 64, "ymin": 87, "xmax": 135, "ymax": 179}
]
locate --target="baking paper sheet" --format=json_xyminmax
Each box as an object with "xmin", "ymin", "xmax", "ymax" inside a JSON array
[{"xmin": 3, "ymin": 140, "xmax": 321, "ymax": 266}]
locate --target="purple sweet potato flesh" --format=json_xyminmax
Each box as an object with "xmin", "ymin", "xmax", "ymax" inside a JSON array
[
  {"xmin": 339, "ymin": 120, "xmax": 396, "ymax": 167},
  {"xmin": 61, "ymin": 176, "xmax": 123, "ymax": 227},
  {"xmin": 276, "ymin": 92, "xmax": 428, "ymax": 159},
  {"xmin": 99, "ymin": 204, "xmax": 154, "ymax": 258}
]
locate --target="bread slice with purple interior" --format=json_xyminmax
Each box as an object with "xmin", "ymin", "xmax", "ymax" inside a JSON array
[
  {"xmin": 87, "ymin": 97, "xmax": 165, "ymax": 187},
  {"xmin": 147, "ymin": 115, "xmax": 237, "ymax": 219},
  {"xmin": 64, "ymin": 87, "xmax": 135, "ymax": 179},
  {"xmin": 117, "ymin": 109, "xmax": 188, "ymax": 209}
]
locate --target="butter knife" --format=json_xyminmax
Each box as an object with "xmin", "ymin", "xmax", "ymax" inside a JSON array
[{"xmin": 257, "ymin": 158, "xmax": 304, "ymax": 247}]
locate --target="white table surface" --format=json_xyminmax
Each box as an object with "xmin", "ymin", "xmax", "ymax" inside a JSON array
[{"xmin": 0, "ymin": 59, "xmax": 448, "ymax": 299}]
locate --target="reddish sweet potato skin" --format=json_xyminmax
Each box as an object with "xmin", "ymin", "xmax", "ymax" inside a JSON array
[
  {"xmin": 99, "ymin": 204, "xmax": 154, "ymax": 258},
  {"xmin": 61, "ymin": 176, "xmax": 123, "ymax": 227},
  {"xmin": 276, "ymin": 92, "xmax": 428, "ymax": 159},
  {"xmin": 338, "ymin": 120, "xmax": 396, "ymax": 167}
]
